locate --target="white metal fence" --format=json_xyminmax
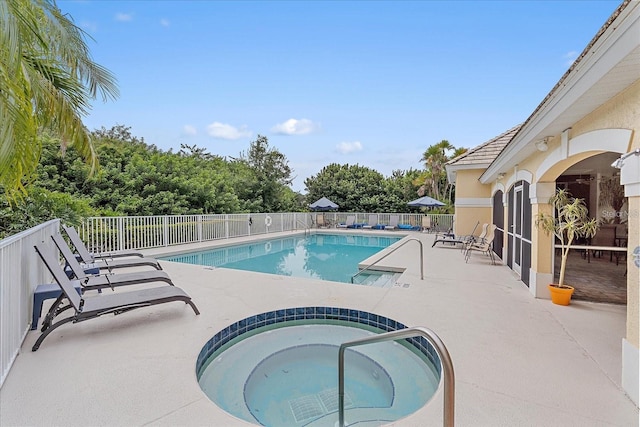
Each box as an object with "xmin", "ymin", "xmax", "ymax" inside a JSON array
[
  {"xmin": 1, "ymin": 219, "xmax": 59, "ymax": 388},
  {"xmin": 79, "ymin": 212, "xmax": 454, "ymax": 252},
  {"xmin": 79, "ymin": 212, "xmax": 314, "ymax": 252},
  {"xmin": 0, "ymin": 212, "xmax": 453, "ymax": 388}
]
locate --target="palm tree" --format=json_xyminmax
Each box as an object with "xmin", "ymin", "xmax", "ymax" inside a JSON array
[
  {"xmin": 420, "ymin": 140, "xmax": 454, "ymax": 201},
  {"xmin": 0, "ymin": 0, "xmax": 119, "ymax": 197}
]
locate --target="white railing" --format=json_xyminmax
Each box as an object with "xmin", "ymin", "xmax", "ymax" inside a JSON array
[
  {"xmin": 79, "ymin": 213, "xmax": 319, "ymax": 252},
  {"xmin": 0, "ymin": 212, "xmax": 454, "ymax": 388},
  {"xmin": 79, "ymin": 213, "xmax": 454, "ymax": 252},
  {"xmin": 1, "ymin": 219, "xmax": 59, "ymax": 388}
]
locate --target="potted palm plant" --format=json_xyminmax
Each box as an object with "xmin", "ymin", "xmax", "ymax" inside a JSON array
[{"xmin": 535, "ymin": 188, "xmax": 598, "ymax": 305}]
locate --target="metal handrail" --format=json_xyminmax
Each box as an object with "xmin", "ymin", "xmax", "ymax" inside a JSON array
[
  {"xmin": 295, "ymin": 219, "xmax": 311, "ymax": 236},
  {"xmin": 338, "ymin": 326, "xmax": 455, "ymax": 427},
  {"xmin": 351, "ymin": 237, "xmax": 424, "ymax": 283}
]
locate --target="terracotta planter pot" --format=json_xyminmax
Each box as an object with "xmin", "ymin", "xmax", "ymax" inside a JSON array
[{"xmin": 548, "ymin": 284, "xmax": 574, "ymax": 306}]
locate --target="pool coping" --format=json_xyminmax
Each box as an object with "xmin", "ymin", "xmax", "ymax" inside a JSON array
[
  {"xmin": 1, "ymin": 231, "xmax": 637, "ymax": 426},
  {"xmin": 144, "ymin": 228, "xmax": 411, "ymax": 259}
]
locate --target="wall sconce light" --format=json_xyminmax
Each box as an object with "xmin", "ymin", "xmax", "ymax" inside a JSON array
[
  {"xmin": 535, "ymin": 138, "xmax": 549, "ymax": 152},
  {"xmin": 612, "ymin": 148, "xmax": 640, "ymax": 169}
]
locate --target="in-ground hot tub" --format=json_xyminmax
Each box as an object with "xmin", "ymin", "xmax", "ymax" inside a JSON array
[{"xmin": 196, "ymin": 307, "xmax": 443, "ymax": 426}]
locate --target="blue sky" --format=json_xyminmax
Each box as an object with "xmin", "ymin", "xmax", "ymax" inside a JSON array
[{"xmin": 60, "ymin": 0, "xmax": 621, "ymax": 192}]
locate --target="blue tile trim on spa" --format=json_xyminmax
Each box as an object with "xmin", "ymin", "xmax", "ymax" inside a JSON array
[{"xmin": 196, "ymin": 307, "xmax": 442, "ymax": 378}]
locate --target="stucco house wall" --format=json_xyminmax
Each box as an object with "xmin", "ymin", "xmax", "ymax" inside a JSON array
[
  {"xmin": 445, "ymin": 1, "xmax": 639, "ymax": 405},
  {"xmin": 452, "ymin": 169, "xmax": 493, "ymax": 236}
]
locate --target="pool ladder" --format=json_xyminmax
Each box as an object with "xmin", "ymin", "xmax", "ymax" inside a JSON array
[
  {"xmin": 351, "ymin": 237, "xmax": 424, "ymax": 283},
  {"xmin": 295, "ymin": 219, "xmax": 311, "ymax": 236},
  {"xmin": 338, "ymin": 326, "xmax": 455, "ymax": 427}
]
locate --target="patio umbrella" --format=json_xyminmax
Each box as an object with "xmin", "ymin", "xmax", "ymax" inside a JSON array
[
  {"xmin": 309, "ymin": 197, "xmax": 339, "ymax": 211},
  {"xmin": 407, "ymin": 195, "xmax": 445, "ymax": 208}
]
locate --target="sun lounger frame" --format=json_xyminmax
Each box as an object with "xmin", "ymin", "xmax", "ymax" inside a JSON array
[
  {"xmin": 62, "ymin": 225, "xmax": 163, "ymax": 271},
  {"xmin": 32, "ymin": 243, "xmax": 199, "ymax": 351}
]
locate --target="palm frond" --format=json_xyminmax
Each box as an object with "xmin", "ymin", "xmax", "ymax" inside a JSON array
[{"xmin": 0, "ymin": 0, "xmax": 118, "ymax": 196}]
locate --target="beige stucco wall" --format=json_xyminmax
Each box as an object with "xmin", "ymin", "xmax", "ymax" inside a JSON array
[
  {"xmin": 530, "ymin": 202, "xmax": 553, "ymax": 275},
  {"xmin": 570, "ymin": 81, "xmax": 639, "ymax": 349},
  {"xmin": 515, "ymin": 80, "xmax": 640, "ymax": 186},
  {"xmin": 447, "ymin": 74, "xmax": 640, "ymax": 404},
  {"xmin": 455, "ymin": 169, "xmax": 492, "ymax": 198},
  {"xmin": 454, "ymin": 207, "xmax": 492, "ymax": 236},
  {"xmin": 485, "ymin": 80, "xmax": 640, "ymax": 350},
  {"xmin": 450, "ymin": 80, "xmax": 640, "ymax": 363},
  {"xmin": 453, "ymin": 169, "xmax": 493, "ymax": 236},
  {"xmin": 572, "ymin": 79, "xmax": 640, "ymax": 143}
]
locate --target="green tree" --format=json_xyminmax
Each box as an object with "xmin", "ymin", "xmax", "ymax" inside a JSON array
[
  {"xmin": 0, "ymin": 186, "xmax": 96, "ymax": 238},
  {"xmin": 304, "ymin": 163, "xmax": 386, "ymax": 212},
  {"xmin": 382, "ymin": 169, "xmax": 422, "ymax": 212},
  {"xmin": 0, "ymin": 0, "xmax": 118, "ymax": 197},
  {"xmin": 240, "ymin": 135, "xmax": 293, "ymax": 212},
  {"xmin": 178, "ymin": 143, "xmax": 221, "ymax": 161}
]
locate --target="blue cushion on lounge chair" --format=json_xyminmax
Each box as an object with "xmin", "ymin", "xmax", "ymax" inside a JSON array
[{"xmin": 398, "ymin": 224, "xmax": 419, "ymax": 230}]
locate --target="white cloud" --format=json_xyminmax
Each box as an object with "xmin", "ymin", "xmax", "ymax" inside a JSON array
[
  {"xmin": 336, "ymin": 141, "xmax": 363, "ymax": 154},
  {"xmin": 563, "ymin": 50, "xmax": 578, "ymax": 67},
  {"xmin": 206, "ymin": 122, "xmax": 252, "ymax": 140},
  {"xmin": 160, "ymin": 18, "xmax": 170, "ymax": 27},
  {"xmin": 182, "ymin": 125, "xmax": 197, "ymax": 136},
  {"xmin": 115, "ymin": 13, "xmax": 133, "ymax": 22},
  {"xmin": 271, "ymin": 118, "xmax": 319, "ymax": 135},
  {"xmin": 79, "ymin": 20, "xmax": 98, "ymax": 33}
]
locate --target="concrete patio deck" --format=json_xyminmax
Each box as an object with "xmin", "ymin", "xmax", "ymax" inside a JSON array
[{"xmin": 0, "ymin": 230, "xmax": 638, "ymax": 426}]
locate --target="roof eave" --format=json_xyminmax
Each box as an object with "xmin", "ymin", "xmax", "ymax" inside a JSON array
[
  {"xmin": 446, "ymin": 162, "xmax": 492, "ymax": 184},
  {"xmin": 480, "ymin": 0, "xmax": 640, "ymax": 184}
]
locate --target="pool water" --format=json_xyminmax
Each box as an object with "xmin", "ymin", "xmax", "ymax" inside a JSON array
[
  {"xmin": 244, "ymin": 344, "xmax": 394, "ymax": 425},
  {"xmin": 161, "ymin": 233, "xmax": 402, "ymax": 284},
  {"xmin": 198, "ymin": 323, "xmax": 440, "ymax": 426}
]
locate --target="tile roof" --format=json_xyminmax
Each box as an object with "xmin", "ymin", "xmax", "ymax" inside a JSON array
[{"xmin": 447, "ymin": 124, "xmax": 522, "ymax": 168}]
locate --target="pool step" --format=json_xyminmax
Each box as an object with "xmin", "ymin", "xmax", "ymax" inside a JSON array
[
  {"xmin": 352, "ymin": 271, "xmax": 400, "ymax": 288},
  {"xmin": 305, "ymin": 406, "xmax": 395, "ymax": 427},
  {"xmin": 289, "ymin": 388, "xmax": 353, "ymax": 423}
]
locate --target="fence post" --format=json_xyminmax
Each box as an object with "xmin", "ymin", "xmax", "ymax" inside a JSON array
[
  {"xmin": 118, "ymin": 217, "xmax": 124, "ymax": 251},
  {"xmin": 163, "ymin": 216, "xmax": 169, "ymax": 247},
  {"xmin": 198, "ymin": 215, "xmax": 203, "ymax": 242}
]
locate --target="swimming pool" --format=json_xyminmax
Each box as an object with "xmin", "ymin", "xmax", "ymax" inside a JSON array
[
  {"xmin": 196, "ymin": 307, "xmax": 442, "ymax": 426},
  {"xmin": 161, "ymin": 233, "xmax": 403, "ymax": 284}
]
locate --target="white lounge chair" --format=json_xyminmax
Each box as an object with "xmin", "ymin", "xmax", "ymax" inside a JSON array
[
  {"xmin": 362, "ymin": 214, "xmax": 378, "ymax": 229},
  {"xmin": 421, "ymin": 216, "xmax": 431, "ymax": 233},
  {"xmin": 384, "ymin": 215, "xmax": 400, "ymax": 230},
  {"xmin": 337, "ymin": 215, "xmax": 356, "ymax": 228}
]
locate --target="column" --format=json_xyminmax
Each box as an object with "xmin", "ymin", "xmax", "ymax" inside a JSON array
[
  {"xmin": 529, "ymin": 182, "xmax": 556, "ymax": 299},
  {"xmin": 617, "ymin": 149, "xmax": 639, "ymax": 406}
]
